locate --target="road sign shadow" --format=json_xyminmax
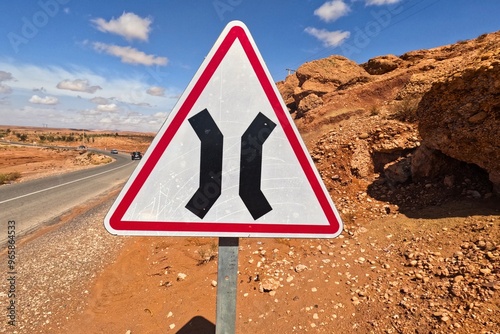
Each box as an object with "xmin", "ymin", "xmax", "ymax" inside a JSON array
[{"xmin": 176, "ymin": 316, "xmax": 215, "ymax": 334}]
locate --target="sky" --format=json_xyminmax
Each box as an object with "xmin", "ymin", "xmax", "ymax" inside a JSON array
[{"xmin": 1, "ymin": 0, "xmax": 500, "ymax": 133}]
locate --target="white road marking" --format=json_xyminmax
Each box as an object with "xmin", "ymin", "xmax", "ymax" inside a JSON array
[{"xmin": 0, "ymin": 162, "xmax": 134, "ymax": 205}]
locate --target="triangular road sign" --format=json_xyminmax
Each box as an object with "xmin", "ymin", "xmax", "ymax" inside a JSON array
[{"xmin": 105, "ymin": 21, "xmax": 343, "ymax": 238}]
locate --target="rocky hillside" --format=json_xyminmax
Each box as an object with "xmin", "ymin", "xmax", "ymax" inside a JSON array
[{"xmin": 278, "ymin": 30, "xmax": 500, "ymax": 220}]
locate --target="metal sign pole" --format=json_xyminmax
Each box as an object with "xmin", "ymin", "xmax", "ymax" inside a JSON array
[{"xmin": 215, "ymin": 237, "xmax": 239, "ymax": 334}]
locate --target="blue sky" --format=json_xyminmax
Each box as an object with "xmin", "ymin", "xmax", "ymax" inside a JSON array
[{"xmin": 1, "ymin": 0, "xmax": 499, "ymax": 132}]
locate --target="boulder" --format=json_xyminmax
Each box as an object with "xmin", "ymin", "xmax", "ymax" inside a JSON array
[
  {"xmin": 292, "ymin": 55, "xmax": 370, "ymax": 102},
  {"xmin": 296, "ymin": 93, "xmax": 323, "ymax": 118},
  {"xmin": 400, "ymin": 50, "xmax": 429, "ymax": 62},
  {"xmin": 410, "ymin": 145, "xmax": 452, "ymax": 181},
  {"xmin": 276, "ymin": 74, "xmax": 299, "ymax": 112},
  {"xmin": 384, "ymin": 157, "xmax": 411, "ymax": 184},
  {"xmin": 362, "ymin": 55, "xmax": 401, "ymax": 75},
  {"xmin": 350, "ymin": 141, "xmax": 373, "ymax": 178}
]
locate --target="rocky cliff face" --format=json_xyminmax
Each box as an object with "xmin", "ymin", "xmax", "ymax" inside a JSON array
[
  {"xmin": 279, "ymin": 32, "xmax": 500, "ymax": 122},
  {"xmin": 417, "ymin": 58, "xmax": 500, "ymax": 192},
  {"xmin": 277, "ymin": 31, "xmax": 500, "ymax": 215}
]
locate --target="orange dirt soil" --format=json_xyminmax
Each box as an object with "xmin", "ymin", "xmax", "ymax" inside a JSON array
[
  {"xmin": 2, "ymin": 126, "xmax": 499, "ymax": 334},
  {"xmin": 43, "ymin": 202, "xmax": 500, "ymax": 334}
]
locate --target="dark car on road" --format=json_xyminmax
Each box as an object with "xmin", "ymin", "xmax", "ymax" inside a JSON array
[{"xmin": 131, "ymin": 152, "xmax": 142, "ymax": 160}]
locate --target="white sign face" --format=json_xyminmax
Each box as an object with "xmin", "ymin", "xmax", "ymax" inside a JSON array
[{"xmin": 104, "ymin": 21, "xmax": 343, "ymax": 238}]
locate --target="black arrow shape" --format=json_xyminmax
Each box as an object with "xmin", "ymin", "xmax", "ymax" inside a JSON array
[
  {"xmin": 239, "ymin": 112, "xmax": 276, "ymax": 220},
  {"xmin": 186, "ymin": 109, "xmax": 224, "ymax": 218}
]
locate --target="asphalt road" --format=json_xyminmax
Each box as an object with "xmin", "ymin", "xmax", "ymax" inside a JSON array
[{"xmin": 0, "ymin": 150, "xmax": 137, "ymax": 244}]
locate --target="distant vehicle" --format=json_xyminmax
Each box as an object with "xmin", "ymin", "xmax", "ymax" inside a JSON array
[
  {"xmin": 131, "ymin": 152, "xmax": 142, "ymax": 160},
  {"xmin": 77, "ymin": 145, "xmax": 86, "ymax": 150},
  {"xmin": 110, "ymin": 149, "xmax": 118, "ymax": 154}
]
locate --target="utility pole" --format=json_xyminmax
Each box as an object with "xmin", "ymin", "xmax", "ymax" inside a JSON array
[{"xmin": 286, "ymin": 68, "xmax": 296, "ymax": 75}]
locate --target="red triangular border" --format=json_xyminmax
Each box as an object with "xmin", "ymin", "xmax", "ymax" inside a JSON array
[{"xmin": 107, "ymin": 22, "xmax": 342, "ymax": 236}]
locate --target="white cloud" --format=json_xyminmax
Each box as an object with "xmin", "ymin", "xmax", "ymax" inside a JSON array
[
  {"xmin": 0, "ymin": 61, "xmax": 179, "ymax": 132},
  {"xmin": 0, "ymin": 62, "xmax": 103, "ymax": 97},
  {"xmin": 99, "ymin": 117, "xmax": 113, "ymax": 124},
  {"xmin": 305, "ymin": 27, "xmax": 351, "ymax": 47},
  {"xmin": 146, "ymin": 86, "xmax": 165, "ymax": 96},
  {"xmin": 130, "ymin": 101, "xmax": 153, "ymax": 107},
  {"xmin": 93, "ymin": 42, "xmax": 168, "ymax": 66},
  {"xmin": 91, "ymin": 12, "xmax": 152, "ymax": 42},
  {"xmin": 33, "ymin": 87, "xmax": 46, "ymax": 93},
  {"xmin": 29, "ymin": 95, "xmax": 59, "ymax": 105},
  {"xmin": 365, "ymin": 0, "xmax": 401, "ymax": 5},
  {"xmin": 81, "ymin": 109, "xmax": 100, "ymax": 116},
  {"xmin": 0, "ymin": 84, "xmax": 12, "ymax": 94},
  {"xmin": 0, "ymin": 71, "xmax": 14, "ymax": 93},
  {"xmin": 153, "ymin": 111, "xmax": 168, "ymax": 119},
  {"xmin": 96, "ymin": 103, "xmax": 119, "ymax": 112},
  {"xmin": 0, "ymin": 61, "xmax": 179, "ymax": 106},
  {"xmin": 314, "ymin": 0, "xmax": 351, "ymax": 22},
  {"xmin": 87, "ymin": 111, "xmax": 165, "ymax": 130},
  {"xmin": 57, "ymin": 79, "xmax": 102, "ymax": 94},
  {"xmin": 90, "ymin": 96, "xmax": 110, "ymax": 105},
  {"xmin": 0, "ymin": 70, "xmax": 14, "ymax": 82}
]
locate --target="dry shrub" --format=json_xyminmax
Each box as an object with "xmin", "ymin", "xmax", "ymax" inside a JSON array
[
  {"xmin": 0, "ymin": 171, "xmax": 21, "ymax": 184},
  {"xmin": 392, "ymin": 97, "xmax": 420, "ymax": 122}
]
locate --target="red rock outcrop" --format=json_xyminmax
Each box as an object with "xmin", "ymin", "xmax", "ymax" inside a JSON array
[
  {"xmin": 278, "ymin": 55, "xmax": 370, "ymax": 117},
  {"xmin": 417, "ymin": 59, "xmax": 500, "ymax": 191},
  {"xmin": 361, "ymin": 54, "xmax": 401, "ymax": 75},
  {"xmin": 277, "ymin": 30, "xmax": 500, "ymax": 198}
]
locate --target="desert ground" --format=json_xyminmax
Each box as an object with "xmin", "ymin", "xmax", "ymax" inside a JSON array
[
  {"xmin": 0, "ymin": 125, "xmax": 498, "ymax": 334},
  {"xmin": 0, "ymin": 125, "xmax": 153, "ymax": 184}
]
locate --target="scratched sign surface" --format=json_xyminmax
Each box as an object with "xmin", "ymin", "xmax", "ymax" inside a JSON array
[{"xmin": 104, "ymin": 21, "xmax": 343, "ymax": 238}]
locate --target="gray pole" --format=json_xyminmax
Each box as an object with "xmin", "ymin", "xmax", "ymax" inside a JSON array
[{"xmin": 215, "ymin": 237, "xmax": 239, "ymax": 334}]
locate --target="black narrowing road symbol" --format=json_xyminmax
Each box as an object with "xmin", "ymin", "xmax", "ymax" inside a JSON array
[
  {"xmin": 239, "ymin": 112, "xmax": 276, "ymax": 219},
  {"xmin": 185, "ymin": 109, "xmax": 224, "ymax": 219},
  {"xmin": 185, "ymin": 109, "xmax": 276, "ymax": 220}
]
